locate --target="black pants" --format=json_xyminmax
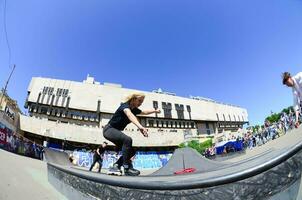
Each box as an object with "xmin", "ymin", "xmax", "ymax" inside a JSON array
[
  {"xmin": 89, "ymin": 155, "xmax": 103, "ymax": 172},
  {"xmin": 103, "ymin": 125, "xmax": 135, "ymax": 169}
]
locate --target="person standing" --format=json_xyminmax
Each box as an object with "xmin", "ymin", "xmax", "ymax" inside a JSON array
[
  {"xmin": 89, "ymin": 141, "xmax": 108, "ymax": 173},
  {"xmin": 282, "ymin": 72, "xmax": 302, "ymax": 128},
  {"xmin": 103, "ymin": 93, "xmax": 161, "ymax": 176}
]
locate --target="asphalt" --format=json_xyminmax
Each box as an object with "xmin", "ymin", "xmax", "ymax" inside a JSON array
[{"xmin": 0, "ymin": 149, "xmax": 67, "ymax": 200}]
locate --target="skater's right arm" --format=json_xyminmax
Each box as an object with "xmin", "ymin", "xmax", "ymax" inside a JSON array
[
  {"xmin": 293, "ymin": 91, "xmax": 300, "ymax": 128},
  {"xmin": 124, "ymin": 108, "xmax": 148, "ymax": 137}
]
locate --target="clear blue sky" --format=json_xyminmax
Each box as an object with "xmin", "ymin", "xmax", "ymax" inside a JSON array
[{"xmin": 1, "ymin": 0, "xmax": 302, "ymax": 125}]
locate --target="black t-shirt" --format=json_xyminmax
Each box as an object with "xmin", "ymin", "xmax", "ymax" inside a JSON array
[
  {"xmin": 94, "ymin": 146, "xmax": 105, "ymax": 158},
  {"xmin": 108, "ymin": 102, "xmax": 142, "ymax": 130}
]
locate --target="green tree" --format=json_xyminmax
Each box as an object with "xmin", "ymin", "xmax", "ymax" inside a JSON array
[
  {"xmin": 265, "ymin": 106, "xmax": 293, "ymax": 123},
  {"xmin": 179, "ymin": 139, "xmax": 213, "ymax": 154}
]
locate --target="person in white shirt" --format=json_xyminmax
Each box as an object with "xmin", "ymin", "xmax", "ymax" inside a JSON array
[{"xmin": 282, "ymin": 72, "xmax": 302, "ymax": 128}]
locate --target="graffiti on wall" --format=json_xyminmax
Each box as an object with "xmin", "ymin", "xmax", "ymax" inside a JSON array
[
  {"xmin": 72, "ymin": 150, "xmax": 173, "ymax": 170},
  {"xmin": 0, "ymin": 122, "xmax": 43, "ymax": 160}
]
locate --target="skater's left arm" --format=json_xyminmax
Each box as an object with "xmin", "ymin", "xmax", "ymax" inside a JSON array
[{"xmin": 141, "ymin": 109, "xmax": 161, "ymax": 115}]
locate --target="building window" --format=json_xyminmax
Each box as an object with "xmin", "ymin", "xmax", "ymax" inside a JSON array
[
  {"xmin": 191, "ymin": 122, "xmax": 195, "ymax": 128},
  {"xmin": 40, "ymin": 107, "xmax": 47, "ymax": 115},
  {"xmin": 148, "ymin": 119, "xmax": 154, "ymax": 127},
  {"xmin": 48, "ymin": 87, "xmax": 54, "ymax": 95},
  {"xmin": 187, "ymin": 105, "xmax": 192, "ymax": 120},
  {"xmin": 234, "ymin": 115, "xmax": 236, "ymax": 121},
  {"xmin": 153, "ymin": 101, "xmax": 158, "ymax": 109},
  {"xmin": 56, "ymin": 88, "xmax": 63, "ymax": 96},
  {"xmin": 42, "ymin": 87, "xmax": 48, "ymax": 94},
  {"xmin": 62, "ymin": 89, "xmax": 69, "ymax": 97},
  {"xmin": 175, "ymin": 104, "xmax": 184, "ymax": 119},
  {"xmin": 229, "ymin": 114, "xmax": 231, "ymax": 121},
  {"xmin": 162, "ymin": 102, "xmax": 172, "ymax": 118},
  {"xmin": 223, "ymin": 114, "xmax": 226, "ymax": 121},
  {"xmin": 216, "ymin": 113, "xmax": 219, "ymax": 121}
]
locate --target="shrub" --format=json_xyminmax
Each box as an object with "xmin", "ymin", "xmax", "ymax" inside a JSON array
[{"xmin": 179, "ymin": 139, "xmax": 213, "ymax": 154}]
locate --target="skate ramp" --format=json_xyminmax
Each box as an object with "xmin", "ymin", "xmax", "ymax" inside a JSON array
[
  {"xmin": 151, "ymin": 147, "xmax": 276, "ymax": 176},
  {"xmin": 151, "ymin": 147, "xmax": 226, "ymax": 176},
  {"xmin": 46, "ymin": 127, "xmax": 302, "ymax": 200},
  {"xmin": 44, "ymin": 148, "xmax": 72, "ymax": 167}
]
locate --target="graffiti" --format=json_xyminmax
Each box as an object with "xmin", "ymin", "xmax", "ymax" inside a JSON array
[
  {"xmin": 72, "ymin": 150, "xmax": 173, "ymax": 170},
  {"xmin": 0, "ymin": 122, "xmax": 43, "ymax": 160},
  {"xmin": 73, "ymin": 151, "xmax": 92, "ymax": 168},
  {"xmin": 0, "ymin": 129, "xmax": 6, "ymax": 144}
]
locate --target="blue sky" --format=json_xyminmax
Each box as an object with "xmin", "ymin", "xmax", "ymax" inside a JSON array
[{"xmin": 0, "ymin": 0, "xmax": 302, "ymax": 125}]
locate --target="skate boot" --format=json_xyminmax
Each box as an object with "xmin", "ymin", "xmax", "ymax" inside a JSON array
[{"xmin": 107, "ymin": 164, "xmax": 122, "ymax": 176}]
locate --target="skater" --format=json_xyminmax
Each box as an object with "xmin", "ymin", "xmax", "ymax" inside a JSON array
[
  {"xmin": 282, "ymin": 72, "xmax": 302, "ymax": 128},
  {"xmin": 103, "ymin": 93, "xmax": 160, "ymax": 176},
  {"xmin": 89, "ymin": 141, "xmax": 108, "ymax": 172}
]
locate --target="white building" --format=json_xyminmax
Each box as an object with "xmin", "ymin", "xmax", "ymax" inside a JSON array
[{"xmin": 20, "ymin": 76, "xmax": 248, "ymax": 149}]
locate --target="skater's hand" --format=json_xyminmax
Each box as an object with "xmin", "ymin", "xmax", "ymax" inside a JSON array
[
  {"xmin": 140, "ymin": 127, "xmax": 148, "ymax": 137},
  {"xmin": 295, "ymin": 121, "xmax": 300, "ymax": 128},
  {"xmin": 154, "ymin": 109, "xmax": 161, "ymax": 114}
]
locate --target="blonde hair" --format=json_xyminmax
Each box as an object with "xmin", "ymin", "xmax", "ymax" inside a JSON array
[{"xmin": 124, "ymin": 92, "xmax": 145, "ymax": 103}]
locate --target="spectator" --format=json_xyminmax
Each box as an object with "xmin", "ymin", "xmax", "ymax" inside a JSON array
[{"xmin": 89, "ymin": 142, "xmax": 108, "ymax": 173}]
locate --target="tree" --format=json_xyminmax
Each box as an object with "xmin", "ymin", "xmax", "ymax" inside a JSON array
[
  {"xmin": 265, "ymin": 106, "xmax": 293, "ymax": 123},
  {"xmin": 179, "ymin": 139, "xmax": 213, "ymax": 154}
]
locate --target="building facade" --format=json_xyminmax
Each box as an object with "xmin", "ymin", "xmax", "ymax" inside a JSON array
[
  {"xmin": 0, "ymin": 91, "xmax": 22, "ymax": 146},
  {"xmin": 20, "ymin": 76, "xmax": 248, "ymax": 149},
  {"xmin": 0, "ymin": 91, "xmax": 21, "ymax": 132}
]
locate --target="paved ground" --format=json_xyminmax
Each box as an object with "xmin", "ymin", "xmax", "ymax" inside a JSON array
[
  {"xmin": 0, "ymin": 149, "xmax": 157, "ymax": 200},
  {"xmin": 0, "ymin": 149, "xmax": 67, "ymax": 200}
]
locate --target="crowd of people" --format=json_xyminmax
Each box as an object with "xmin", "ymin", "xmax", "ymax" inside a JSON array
[
  {"xmin": 244, "ymin": 112, "xmax": 296, "ymax": 150},
  {"xmin": 203, "ymin": 108, "xmax": 298, "ymax": 159}
]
